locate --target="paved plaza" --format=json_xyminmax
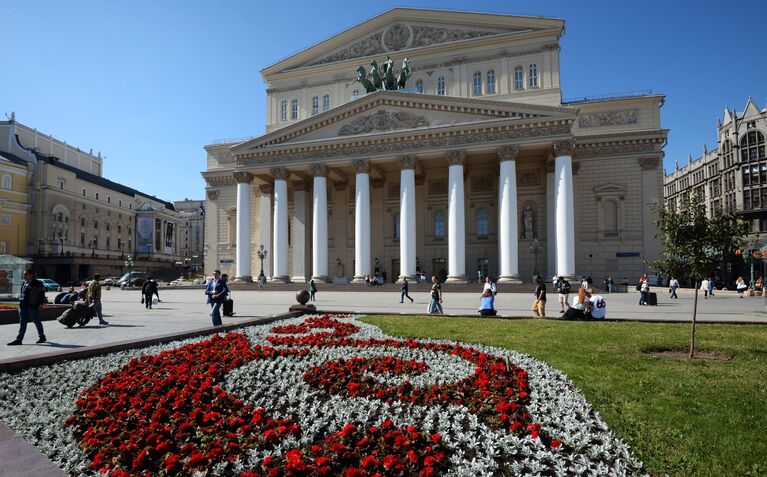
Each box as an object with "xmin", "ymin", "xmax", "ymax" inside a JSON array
[{"xmin": 1, "ymin": 286, "xmax": 766, "ymax": 367}]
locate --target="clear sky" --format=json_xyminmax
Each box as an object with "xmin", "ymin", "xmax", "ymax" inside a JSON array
[{"xmin": 2, "ymin": 0, "xmax": 766, "ymax": 203}]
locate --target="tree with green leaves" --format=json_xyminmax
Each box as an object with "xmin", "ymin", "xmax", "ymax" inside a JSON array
[{"xmin": 650, "ymin": 195, "xmax": 750, "ymax": 358}]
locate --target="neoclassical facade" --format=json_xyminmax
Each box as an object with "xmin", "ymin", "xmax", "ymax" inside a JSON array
[{"xmin": 203, "ymin": 8, "xmax": 667, "ymax": 283}]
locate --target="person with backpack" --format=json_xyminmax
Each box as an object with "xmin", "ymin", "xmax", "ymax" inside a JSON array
[
  {"xmin": 555, "ymin": 275, "xmax": 571, "ymax": 314},
  {"xmin": 87, "ymin": 274, "xmax": 109, "ymax": 325},
  {"xmin": 7, "ymin": 269, "xmax": 47, "ymax": 345}
]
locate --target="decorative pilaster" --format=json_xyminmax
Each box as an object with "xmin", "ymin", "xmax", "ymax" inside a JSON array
[
  {"xmin": 311, "ymin": 164, "xmax": 329, "ymax": 282},
  {"xmin": 258, "ymin": 184, "xmax": 273, "ymax": 280},
  {"xmin": 497, "ymin": 146, "xmax": 522, "ymax": 283},
  {"xmin": 352, "ymin": 159, "xmax": 371, "ymax": 282},
  {"xmin": 233, "ymin": 172, "xmax": 253, "ymax": 282},
  {"xmin": 398, "ymin": 155, "xmax": 417, "ymax": 281},
  {"xmin": 553, "ymin": 141, "xmax": 575, "ymax": 279},
  {"xmin": 270, "ymin": 167, "xmax": 290, "ymax": 282},
  {"xmin": 445, "ymin": 151, "xmax": 467, "ymax": 283}
]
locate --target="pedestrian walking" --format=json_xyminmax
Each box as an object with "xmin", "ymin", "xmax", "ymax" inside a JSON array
[
  {"xmin": 209, "ymin": 270, "xmax": 229, "ymax": 326},
  {"xmin": 87, "ymin": 273, "xmax": 109, "ymax": 325},
  {"xmin": 639, "ymin": 279, "xmax": 650, "ymax": 305},
  {"xmin": 309, "ymin": 279, "xmax": 317, "ymax": 301},
  {"xmin": 604, "ymin": 275, "xmax": 614, "ymax": 293},
  {"xmin": 400, "ymin": 278, "xmax": 414, "ymax": 303},
  {"xmin": 532, "ymin": 276, "xmax": 546, "ymax": 317},
  {"xmin": 141, "ymin": 277, "xmax": 158, "ymax": 309},
  {"xmin": 7, "ymin": 269, "xmax": 47, "ymax": 345},
  {"xmin": 257, "ymin": 274, "xmax": 266, "ymax": 290},
  {"xmin": 204, "ymin": 276, "xmax": 215, "ymax": 308},
  {"xmin": 701, "ymin": 278, "xmax": 710, "ymax": 298},
  {"xmin": 555, "ymin": 275, "xmax": 571, "ymax": 313},
  {"xmin": 428, "ymin": 275, "xmax": 443, "ymax": 314},
  {"xmin": 707, "ymin": 277, "xmax": 715, "ymax": 298},
  {"xmin": 736, "ymin": 276, "xmax": 747, "ymax": 298},
  {"xmin": 669, "ymin": 277, "xmax": 679, "ymax": 299}
]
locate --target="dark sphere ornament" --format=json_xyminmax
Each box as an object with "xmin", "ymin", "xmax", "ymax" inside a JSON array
[{"xmin": 296, "ymin": 289, "xmax": 310, "ymax": 305}]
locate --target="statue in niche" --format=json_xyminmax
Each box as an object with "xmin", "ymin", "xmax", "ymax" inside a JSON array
[
  {"xmin": 522, "ymin": 205, "xmax": 534, "ymax": 239},
  {"xmin": 335, "ymin": 258, "xmax": 345, "ymax": 278}
]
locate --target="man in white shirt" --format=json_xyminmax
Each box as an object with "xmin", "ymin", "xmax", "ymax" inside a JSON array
[{"xmin": 483, "ymin": 276, "xmax": 497, "ymax": 295}]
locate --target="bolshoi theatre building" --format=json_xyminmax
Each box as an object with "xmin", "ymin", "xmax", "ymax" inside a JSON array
[{"xmin": 202, "ymin": 8, "xmax": 667, "ymax": 284}]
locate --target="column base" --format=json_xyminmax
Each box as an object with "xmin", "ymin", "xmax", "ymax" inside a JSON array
[
  {"xmin": 497, "ymin": 275, "xmax": 522, "ymax": 284},
  {"xmin": 233, "ymin": 275, "xmax": 253, "ymax": 283},
  {"xmin": 270, "ymin": 275, "xmax": 290, "ymax": 283},
  {"xmin": 397, "ymin": 274, "xmax": 417, "ymax": 283},
  {"xmin": 291, "ymin": 276, "xmax": 307, "ymax": 283},
  {"xmin": 352, "ymin": 275, "xmax": 369, "ymax": 283},
  {"xmin": 311, "ymin": 275, "xmax": 331, "ymax": 283},
  {"xmin": 445, "ymin": 275, "xmax": 468, "ymax": 284}
]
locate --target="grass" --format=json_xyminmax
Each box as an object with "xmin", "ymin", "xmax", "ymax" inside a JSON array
[{"xmin": 359, "ymin": 316, "xmax": 767, "ymax": 477}]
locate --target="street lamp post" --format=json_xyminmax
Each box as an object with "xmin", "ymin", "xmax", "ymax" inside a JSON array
[
  {"xmin": 124, "ymin": 254, "xmax": 133, "ymax": 280},
  {"xmin": 256, "ymin": 244, "xmax": 267, "ymax": 281}
]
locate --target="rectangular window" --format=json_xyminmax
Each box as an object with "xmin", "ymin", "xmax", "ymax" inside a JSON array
[
  {"xmin": 1, "ymin": 215, "xmax": 11, "ymax": 225},
  {"xmin": 290, "ymin": 99, "xmax": 298, "ymax": 120},
  {"xmin": 761, "ymin": 218, "xmax": 767, "ymax": 232},
  {"xmin": 322, "ymin": 95, "xmax": 330, "ymax": 112},
  {"xmin": 82, "ymin": 188, "xmax": 87, "ymax": 196},
  {"xmin": 486, "ymin": 70, "xmax": 496, "ymax": 94},
  {"xmin": 477, "ymin": 258, "xmax": 489, "ymax": 280},
  {"xmin": 311, "ymin": 96, "xmax": 319, "ymax": 116},
  {"xmin": 529, "ymin": 64, "xmax": 538, "ymax": 87},
  {"xmin": 473, "ymin": 73, "xmax": 482, "ymax": 95},
  {"xmin": 514, "ymin": 67, "xmax": 524, "ymax": 90},
  {"xmin": 744, "ymin": 190, "xmax": 752, "ymax": 209}
]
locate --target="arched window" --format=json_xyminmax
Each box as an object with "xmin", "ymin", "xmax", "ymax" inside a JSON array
[
  {"xmin": 322, "ymin": 94, "xmax": 330, "ymax": 112},
  {"xmin": 437, "ymin": 76, "xmax": 445, "ymax": 96},
  {"xmin": 311, "ymin": 96, "xmax": 319, "ymax": 116},
  {"xmin": 393, "ymin": 212, "xmax": 400, "ymax": 239},
  {"xmin": 473, "ymin": 71, "xmax": 482, "ymax": 95},
  {"xmin": 514, "ymin": 66, "xmax": 524, "ymax": 90},
  {"xmin": 290, "ymin": 99, "xmax": 299, "ymax": 120},
  {"xmin": 279, "ymin": 99, "xmax": 288, "ymax": 121},
  {"xmin": 1, "ymin": 175, "xmax": 11, "ymax": 190},
  {"xmin": 476, "ymin": 208, "xmax": 489, "ymax": 236},
  {"xmin": 528, "ymin": 63, "xmax": 538, "ymax": 88},
  {"xmin": 415, "ymin": 79, "xmax": 424, "ymax": 93},
  {"xmin": 106, "ymin": 223, "xmax": 111, "ymax": 232},
  {"xmin": 740, "ymin": 130, "xmax": 766, "ymax": 162},
  {"xmin": 486, "ymin": 70, "xmax": 496, "ymax": 94},
  {"xmin": 93, "ymin": 220, "xmax": 99, "ymax": 231},
  {"xmin": 434, "ymin": 210, "xmax": 445, "ymax": 237},
  {"xmin": 118, "ymin": 224, "xmax": 122, "ymax": 234},
  {"xmin": 80, "ymin": 218, "xmax": 86, "ymax": 227}
]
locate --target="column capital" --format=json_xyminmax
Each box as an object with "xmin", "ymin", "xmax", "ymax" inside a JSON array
[
  {"xmin": 206, "ymin": 189, "xmax": 219, "ymax": 201},
  {"xmin": 497, "ymin": 145, "xmax": 520, "ymax": 162},
  {"xmin": 310, "ymin": 163, "xmax": 329, "ymax": 177},
  {"xmin": 351, "ymin": 159, "xmax": 370, "ymax": 174},
  {"xmin": 553, "ymin": 140, "xmax": 576, "ymax": 157},
  {"xmin": 270, "ymin": 167, "xmax": 290, "ymax": 181},
  {"xmin": 292, "ymin": 179, "xmax": 308, "ymax": 191},
  {"xmin": 638, "ymin": 157, "xmax": 661, "ymax": 170},
  {"xmin": 233, "ymin": 171, "xmax": 254, "ymax": 184},
  {"xmin": 259, "ymin": 184, "xmax": 273, "ymax": 195},
  {"xmin": 398, "ymin": 155, "xmax": 417, "ymax": 170},
  {"xmin": 446, "ymin": 150, "xmax": 466, "ymax": 166}
]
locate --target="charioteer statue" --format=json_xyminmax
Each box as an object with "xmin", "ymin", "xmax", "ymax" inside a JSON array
[{"xmin": 355, "ymin": 56, "xmax": 411, "ymax": 93}]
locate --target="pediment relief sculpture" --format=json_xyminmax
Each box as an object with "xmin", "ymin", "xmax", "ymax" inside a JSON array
[{"xmin": 338, "ymin": 109, "xmax": 429, "ymax": 136}]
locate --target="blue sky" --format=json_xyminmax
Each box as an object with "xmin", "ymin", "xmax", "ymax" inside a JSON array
[{"xmin": 2, "ymin": 0, "xmax": 766, "ymax": 202}]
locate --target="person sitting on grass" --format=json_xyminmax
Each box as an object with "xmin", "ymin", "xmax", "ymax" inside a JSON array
[{"xmin": 478, "ymin": 288, "xmax": 497, "ymax": 316}]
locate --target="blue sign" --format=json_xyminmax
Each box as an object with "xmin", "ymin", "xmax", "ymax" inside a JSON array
[
  {"xmin": 219, "ymin": 258, "xmax": 234, "ymax": 264},
  {"xmin": 616, "ymin": 252, "xmax": 640, "ymax": 257}
]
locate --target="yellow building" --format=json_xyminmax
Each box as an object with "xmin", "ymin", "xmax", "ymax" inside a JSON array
[{"xmin": 0, "ymin": 151, "xmax": 31, "ymax": 255}]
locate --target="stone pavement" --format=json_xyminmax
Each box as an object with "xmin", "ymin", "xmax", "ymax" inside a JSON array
[{"xmin": 1, "ymin": 286, "xmax": 766, "ymax": 368}]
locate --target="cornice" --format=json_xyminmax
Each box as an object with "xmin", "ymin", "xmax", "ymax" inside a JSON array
[
  {"xmin": 203, "ymin": 174, "xmax": 236, "ymax": 187},
  {"xmin": 239, "ymin": 123, "xmax": 572, "ymax": 166}
]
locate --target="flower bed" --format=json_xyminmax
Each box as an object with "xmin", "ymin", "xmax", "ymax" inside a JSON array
[{"xmin": 0, "ymin": 314, "xmax": 646, "ymax": 476}]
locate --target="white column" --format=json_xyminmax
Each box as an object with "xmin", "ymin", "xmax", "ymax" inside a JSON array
[
  {"xmin": 446, "ymin": 151, "xmax": 467, "ymax": 283},
  {"xmin": 271, "ymin": 167, "xmax": 290, "ymax": 282},
  {"xmin": 546, "ymin": 160, "xmax": 556, "ymax": 280},
  {"xmin": 258, "ymin": 185, "xmax": 273, "ymax": 280},
  {"xmin": 291, "ymin": 182, "xmax": 308, "ymax": 283},
  {"xmin": 352, "ymin": 159, "xmax": 371, "ymax": 282},
  {"xmin": 311, "ymin": 164, "xmax": 329, "ymax": 282},
  {"xmin": 497, "ymin": 146, "xmax": 521, "ymax": 283},
  {"xmin": 554, "ymin": 141, "xmax": 576, "ymax": 278},
  {"xmin": 234, "ymin": 172, "xmax": 254, "ymax": 282},
  {"xmin": 398, "ymin": 155, "xmax": 417, "ymax": 281}
]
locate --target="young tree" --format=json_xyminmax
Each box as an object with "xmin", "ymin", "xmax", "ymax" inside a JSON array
[{"xmin": 650, "ymin": 196, "xmax": 749, "ymax": 358}]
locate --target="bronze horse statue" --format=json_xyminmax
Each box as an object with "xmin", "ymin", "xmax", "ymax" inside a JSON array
[
  {"xmin": 356, "ymin": 65, "xmax": 376, "ymax": 93},
  {"xmin": 397, "ymin": 57, "xmax": 411, "ymax": 89},
  {"xmin": 355, "ymin": 57, "xmax": 413, "ymax": 94},
  {"xmin": 369, "ymin": 60, "xmax": 383, "ymax": 90},
  {"xmin": 382, "ymin": 56, "xmax": 397, "ymax": 90}
]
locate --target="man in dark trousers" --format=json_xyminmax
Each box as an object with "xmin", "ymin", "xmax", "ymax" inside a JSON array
[
  {"xmin": 400, "ymin": 277, "xmax": 414, "ymax": 303},
  {"xmin": 141, "ymin": 277, "xmax": 159, "ymax": 309},
  {"xmin": 7, "ymin": 269, "xmax": 46, "ymax": 345},
  {"xmin": 210, "ymin": 270, "xmax": 229, "ymax": 326}
]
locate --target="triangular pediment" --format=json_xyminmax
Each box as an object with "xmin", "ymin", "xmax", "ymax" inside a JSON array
[
  {"xmin": 262, "ymin": 8, "xmax": 564, "ymax": 74},
  {"xmin": 232, "ymin": 91, "xmax": 577, "ymax": 155}
]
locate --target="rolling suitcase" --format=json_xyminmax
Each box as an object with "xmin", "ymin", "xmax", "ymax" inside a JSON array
[
  {"xmin": 57, "ymin": 302, "xmax": 93, "ymax": 328},
  {"xmin": 647, "ymin": 292, "xmax": 658, "ymax": 306},
  {"xmin": 223, "ymin": 298, "xmax": 234, "ymax": 317}
]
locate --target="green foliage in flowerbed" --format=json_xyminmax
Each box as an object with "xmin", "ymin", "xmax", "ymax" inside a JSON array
[{"xmin": 360, "ymin": 316, "xmax": 767, "ymax": 477}]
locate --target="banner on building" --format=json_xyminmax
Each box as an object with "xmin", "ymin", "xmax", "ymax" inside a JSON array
[
  {"xmin": 164, "ymin": 222, "xmax": 175, "ymax": 254},
  {"xmin": 137, "ymin": 217, "xmax": 154, "ymax": 253}
]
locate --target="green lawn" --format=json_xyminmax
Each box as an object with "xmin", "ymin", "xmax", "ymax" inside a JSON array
[{"xmin": 360, "ymin": 316, "xmax": 767, "ymax": 477}]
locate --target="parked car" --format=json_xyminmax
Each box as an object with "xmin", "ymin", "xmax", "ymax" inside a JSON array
[
  {"xmin": 38, "ymin": 278, "xmax": 61, "ymax": 291},
  {"xmin": 192, "ymin": 277, "xmax": 206, "ymax": 285},
  {"xmin": 169, "ymin": 277, "xmax": 185, "ymax": 286},
  {"xmin": 99, "ymin": 276, "xmax": 120, "ymax": 286},
  {"xmin": 118, "ymin": 271, "xmax": 147, "ymax": 288}
]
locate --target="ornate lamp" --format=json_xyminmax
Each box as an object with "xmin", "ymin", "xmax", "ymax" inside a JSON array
[{"xmin": 256, "ymin": 244, "xmax": 268, "ymax": 280}]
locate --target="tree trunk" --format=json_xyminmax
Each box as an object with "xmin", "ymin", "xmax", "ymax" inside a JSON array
[{"xmin": 690, "ymin": 278, "xmax": 698, "ymax": 359}]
